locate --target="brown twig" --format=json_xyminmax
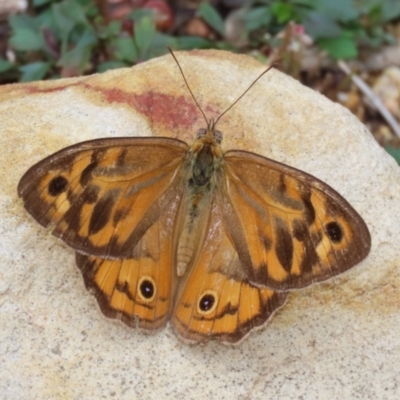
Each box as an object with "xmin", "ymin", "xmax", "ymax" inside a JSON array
[{"xmin": 338, "ymin": 60, "xmax": 400, "ymax": 139}]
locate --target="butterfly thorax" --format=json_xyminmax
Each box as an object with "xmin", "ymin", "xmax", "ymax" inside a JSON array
[
  {"xmin": 188, "ymin": 125, "xmax": 223, "ymax": 186},
  {"xmin": 176, "ymin": 124, "xmax": 224, "ymax": 276}
]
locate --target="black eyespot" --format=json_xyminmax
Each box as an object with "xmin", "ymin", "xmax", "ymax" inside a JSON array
[
  {"xmin": 325, "ymin": 221, "xmax": 343, "ymax": 243},
  {"xmin": 197, "ymin": 291, "xmax": 218, "ymax": 315},
  {"xmin": 199, "ymin": 294, "xmax": 214, "ymax": 311},
  {"xmin": 48, "ymin": 176, "xmax": 68, "ymax": 196},
  {"xmin": 140, "ymin": 279, "xmax": 154, "ymax": 299},
  {"xmin": 138, "ymin": 276, "xmax": 156, "ymax": 302}
]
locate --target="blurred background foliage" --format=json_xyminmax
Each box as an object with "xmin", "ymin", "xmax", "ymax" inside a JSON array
[
  {"xmin": 0, "ymin": 0, "xmax": 400, "ymax": 162},
  {"xmin": 1, "ymin": 0, "xmax": 400, "ymax": 81}
]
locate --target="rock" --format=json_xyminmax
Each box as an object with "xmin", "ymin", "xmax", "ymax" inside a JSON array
[
  {"xmin": 0, "ymin": 0, "xmax": 27, "ymax": 19},
  {"xmin": 1, "ymin": 49, "xmax": 398, "ymax": 398}
]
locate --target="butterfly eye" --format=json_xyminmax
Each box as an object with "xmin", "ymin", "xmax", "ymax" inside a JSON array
[
  {"xmin": 214, "ymin": 130, "xmax": 223, "ymax": 144},
  {"xmin": 48, "ymin": 175, "xmax": 68, "ymax": 196},
  {"xmin": 138, "ymin": 276, "xmax": 156, "ymax": 302},
  {"xmin": 196, "ymin": 128, "xmax": 207, "ymax": 139},
  {"xmin": 197, "ymin": 290, "xmax": 218, "ymax": 315},
  {"xmin": 325, "ymin": 221, "xmax": 343, "ymax": 243}
]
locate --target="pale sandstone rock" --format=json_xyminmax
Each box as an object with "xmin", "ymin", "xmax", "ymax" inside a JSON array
[
  {"xmin": 0, "ymin": 0, "xmax": 26, "ymax": 19},
  {"xmin": 0, "ymin": 50, "xmax": 399, "ymax": 399}
]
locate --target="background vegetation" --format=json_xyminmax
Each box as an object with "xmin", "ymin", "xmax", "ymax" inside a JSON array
[{"xmin": 1, "ymin": 0, "xmax": 399, "ymax": 81}]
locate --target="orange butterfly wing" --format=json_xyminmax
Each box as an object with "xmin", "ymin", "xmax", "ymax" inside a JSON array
[
  {"xmin": 19, "ymin": 137, "xmax": 189, "ymax": 330},
  {"xmin": 75, "ymin": 196, "xmax": 180, "ymax": 330},
  {"xmin": 222, "ymin": 150, "xmax": 371, "ymax": 290},
  {"xmin": 18, "ymin": 137, "xmax": 188, "ymax": 258},
  {"xmin": 172, "ymin": 192, "xmax": 288, "ymax": 344}
]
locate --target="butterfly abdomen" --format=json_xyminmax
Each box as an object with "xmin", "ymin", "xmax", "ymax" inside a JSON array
[{"xmin": 176, "ymin": 184, "xmax": 213, "ymax": 277}]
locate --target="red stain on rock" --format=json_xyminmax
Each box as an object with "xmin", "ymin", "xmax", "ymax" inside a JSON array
[
  {"xmin": 133, "ymin": 91, "xmax": 199, "ymax": 129},
  {"xmin": 99, "ymin": 87, "xmax": 137, "ymax": 108},
  {"xmin": 102, "ymin": 87, "xmax": 199, "ymax": 130},
  {"xmin": 22, "ymin": 81, "xmax": 209, "ymax": 131}
]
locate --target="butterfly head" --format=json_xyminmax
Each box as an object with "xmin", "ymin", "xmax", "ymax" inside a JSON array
[{"xmin": 196, "ymin": 118, "xmax": 223, "ymax": 145}]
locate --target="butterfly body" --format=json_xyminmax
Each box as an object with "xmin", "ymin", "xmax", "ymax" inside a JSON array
[{"xmin": 177, "ymin": 122, "xmax": 224, "ymax": 276}]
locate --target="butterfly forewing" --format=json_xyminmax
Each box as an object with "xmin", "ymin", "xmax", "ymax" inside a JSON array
[
  {"xmin": 18, "ymin": 137, "xmax": 189, "ymax": 258},
  {"xmin": 222, "ymin": 150, "xmax": 371, "ymax": 290}
]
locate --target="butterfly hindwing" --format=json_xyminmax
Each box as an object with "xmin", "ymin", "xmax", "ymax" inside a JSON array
[
  {"xmin": 172, "ymin": 192, "xmax": 288, "ymax": 344},
  {"xmin": 18, "ymin": 137, "xmax": 188, "ymax": 258},
  {"xmin": 222, "ymin": 150, "xmax": 371, "ymax": 290},
  {"xmin": 75, "ymin": 194, "xmax": 181, "ymax": 330}
]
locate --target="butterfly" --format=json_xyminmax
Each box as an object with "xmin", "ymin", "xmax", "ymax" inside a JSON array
[{"xmin": 18, "ymin": 52, "xmax": 371, "ymax": 344}]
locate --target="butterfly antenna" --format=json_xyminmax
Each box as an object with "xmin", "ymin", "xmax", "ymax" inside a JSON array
[
  {"xmin": 213, "ymin": 63, "xmax": 277, "ymax": 127},
  {"xmin": 168, "ymin": 47, "xmax": 209, "ymax": 126}
]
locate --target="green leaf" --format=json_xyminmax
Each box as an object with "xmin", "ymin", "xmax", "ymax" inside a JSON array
[
  {"xmin": 36, "ymin": 8, "xmax": 56, "ymax": 32},
  {"xmin": 81, "ymin": 0, "xmax": 98, "ymax": 19},
  {"xmin": 54, "ymin": 0, "xmax": 88, "ymax": 27},
  {"xmin": 58, "ymin": 43, "xmax": 92, "ymax": 75},
  {"xmin": 353, "ymin": 0, "xmax": 380, "ymax": 14},
  {"xmin": 52, "ymin": 3, "xmax": 76, "ymax": 36},
  {"xmin": 215, "ymin": 41, "xmax": 235, "ymax": 51},
  {"xmin": 129, "ymin": 8, "xmax": 156, "ymax": 21},
  {"xmin": 243, "ymin": 7, "xmax": 272, "ymax": 31},
  {"xmin": 134, "ymin": 17, "xmax": 156, "ymax": 59},
  {"xmin": 52, "ymin": 0, "xmax": 89, "ymax": 44},
  {"xmin": 366, "ymin": 4, "xmax": 383, "ymax": 25},
  {"xmin": 199, "ymin": 3, "xmax": 225, "ymax": 36},
  {"xmin": 19, "ymin": 61, "xmax": 51, "ymax": 82},
  {"xmin": 175, "ymin": 36, "xmax": 211, "ymax": 50},
  {"xmin": 150, "ymin": 32, "xmax": 176, "ymax": 53},
  {"xmin": 8, "ymin": 14, "xmax": 38, "ymax": 32},
  {"xmin": 302, "ymin": 10, "xmax": 341, "ymax": 38},
  {"xmin": 0, "ymin": 57, "xmax": 14, "ymax": 73},
  {"xmin": 9, "ymin": 29, "xmax": 45, "ymax": 51},
  {"xmin": 112, "ymin": 37, "xmax": 138, "ymax": 63},
  {"xmin": 33, "ymin": 0, "xmax": 53, "ymax": 6},
  {"xmin": 318, "ymin": 33, "xmax": 358, "ymax": 59},
  {"xmin": 106, "ymin": 21, "xmax": 122, "ymax": 38},
  {"xmin": 307, "ymin": 0, "xmax": 358, "ymax": 21},
  {"xmin": 97, "ymin": 60, "xmax": 128, "ymax": 73},
  {"xmin": 75, "ymin": 26, "xmax": 98, "ymax": 47},
  {"xmin": 382, "ymin": 0, "xmax": 400, "ymax": 22},
  {"xmin": 385, "ymin": 146, "xmax": 400, "ymax": 165},
  {"xmin": 271, "ymin": 2, "xmax": 295, "ymax": 24},
  {"xmin": 291, "ymin": 0, "xmax": 317, "ymax": 6}
]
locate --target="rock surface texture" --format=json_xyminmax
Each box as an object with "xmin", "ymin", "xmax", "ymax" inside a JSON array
[{"xmin": 1, "ymin": 50, "xmax": 398, "ymax": 399}]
